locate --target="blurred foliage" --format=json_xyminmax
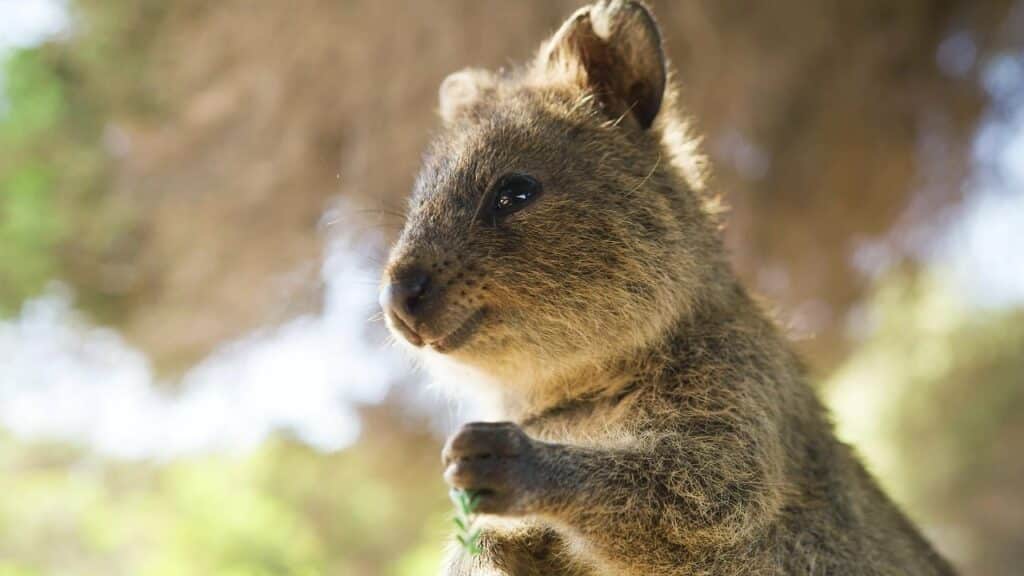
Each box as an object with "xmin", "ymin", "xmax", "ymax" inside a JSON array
[
  {"xmin": 828, "ymin": 271, "xmax": 1024, "ymax": 573},
  {"xmin": 0, "ymin": 0, "xmax": 163, "ymax": 318},
  {"xmin": 0, "ymin": 49, "xmax": 69, "ymax": 314},
  {"xmin": 0, "ymin": 415, "xmax": 450, "ymax": 576}
]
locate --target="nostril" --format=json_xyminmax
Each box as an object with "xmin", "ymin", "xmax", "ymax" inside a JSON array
[
  {"xmin": 382, "ymin": 268, "xmax": 432, "ymax": 330},
  {"xmin": 401, "ymin": 271, "xmax": 430, "ymax": 313}
]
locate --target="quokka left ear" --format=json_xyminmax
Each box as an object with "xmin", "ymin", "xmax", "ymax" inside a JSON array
[
  {"xmin": 438, "ymin": 68, "xmax": 496, "ymax": 124},
  {"xmin": 537, "ymin": 0, "xmax": 666, "ymax": 130}
]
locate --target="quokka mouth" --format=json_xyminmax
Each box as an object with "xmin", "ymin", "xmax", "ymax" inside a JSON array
[
  {"xmin": 389, "ymin": 313, "xmax": 424, "ymax": 347},
  {"xmin": 429, "ymin": 308, "xmax": 488, "ymax": 353}
]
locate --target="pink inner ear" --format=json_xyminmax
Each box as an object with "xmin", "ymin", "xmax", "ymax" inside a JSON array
[{"xmin": 538, "ymin": 2, "xmax": 665, "ymax": 130}]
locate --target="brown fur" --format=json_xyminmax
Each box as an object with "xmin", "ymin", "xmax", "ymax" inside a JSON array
[{"xmin": 380, "ymin": 1, "xmax": 955, "ymax": 574}]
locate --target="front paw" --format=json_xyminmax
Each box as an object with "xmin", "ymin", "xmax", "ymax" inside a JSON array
[{"xmin": 442, "ymin": 421, "xmax": 539, "ymax": 515}]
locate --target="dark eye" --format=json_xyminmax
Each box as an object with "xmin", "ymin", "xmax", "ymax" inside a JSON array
[{"xmin": 483, "ymin": 173, "xmax": 543, "ymax": 221}]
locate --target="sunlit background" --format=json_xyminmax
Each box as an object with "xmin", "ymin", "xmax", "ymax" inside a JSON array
[{"xmin": 1, "ymin": 1, "xmax": 1022, "ymax": 574}]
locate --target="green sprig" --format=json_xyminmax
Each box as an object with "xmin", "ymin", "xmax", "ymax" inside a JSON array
[{"xmin": 451, "ymin": 489, "xmax": 482, "ymax": 556}]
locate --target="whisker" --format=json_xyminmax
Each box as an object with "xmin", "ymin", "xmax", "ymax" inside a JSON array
[
  {"xmin": 569, "ymin": 92, "xmax": 597, "ymax": 116},
  {"xmin": 623, "ymin": 154, "xmax": 661, "ymax": 200},
  {"xmin": 601, "ymin": 99, "xmax": 639, "ymax": 129},
  {"xmin": 354, "ymin": 207, "xmax": 408, "ymax": 221}
]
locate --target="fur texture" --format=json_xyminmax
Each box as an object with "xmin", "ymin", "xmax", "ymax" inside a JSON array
[{"xmin": 381, "ymin": 1, "xmax": 955, "ymax": 574}]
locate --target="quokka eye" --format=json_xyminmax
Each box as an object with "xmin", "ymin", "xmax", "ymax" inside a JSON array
[{"xmin": 483, "ymin": 173, "xmax": 543, "ymax": 221}]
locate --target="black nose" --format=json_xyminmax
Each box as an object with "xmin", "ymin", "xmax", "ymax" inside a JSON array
[{"xmin": 380, "ymin": 268, "xmax": 431, "ymax": 338}]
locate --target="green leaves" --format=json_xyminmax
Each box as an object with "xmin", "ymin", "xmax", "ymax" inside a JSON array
[
  {"xmin": 450, "ymin": 489, "xmax": 482, "ymax": 557},
  {"xmin": 0, "ymin": 433, "xmax": 451, "ymax": 575},
  {"xmin": 0, "ymin": 49, "xmax": 70, "ymax": 314},
  {"xmin": 0, "ymin": 163, "xmax": 64, "ymax": 314},
  {"xmin": 0, "ymin": 49, "xmax": 67, "ymax": 141}
]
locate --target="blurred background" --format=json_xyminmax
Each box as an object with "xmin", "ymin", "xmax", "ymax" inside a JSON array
[{"xmin": 0, "ymin": 0, "xmax": 1022, "ymax": 574}]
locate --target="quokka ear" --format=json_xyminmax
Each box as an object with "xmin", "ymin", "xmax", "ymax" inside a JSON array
[
  {"xmin": 438, "ymin": 68, "xmax": 496, "ymax": 124},
  {"xmin": 538, "ymin": 0, "xmax": 666, "ymax": 129}
]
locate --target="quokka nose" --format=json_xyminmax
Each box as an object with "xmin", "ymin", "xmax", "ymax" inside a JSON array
[{"xmin": 379, "ymin": 268, "xmax": 431, "ymax": 334}]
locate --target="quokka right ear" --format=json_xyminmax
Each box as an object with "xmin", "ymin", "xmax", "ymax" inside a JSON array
[
  {"xmin": 536, "ymin": 0, "xmax": 666, "ymax": 130},
  {"xmin": 438, "ymin": 68, "xmax": 496, "ymax": 124}
]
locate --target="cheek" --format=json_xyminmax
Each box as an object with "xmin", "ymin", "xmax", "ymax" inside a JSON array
[
  {"xmin": 471, "ymin": 194, "xmax": 635, "ymax": 286},
  {"xmin": 488, "ymin": 221, "xmax": 623, "ymax": 296}
]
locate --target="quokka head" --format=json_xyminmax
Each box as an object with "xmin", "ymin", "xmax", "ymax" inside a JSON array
[{"xmin": 381, "ymin": 1, "xmax": 722, "ymax": 385}]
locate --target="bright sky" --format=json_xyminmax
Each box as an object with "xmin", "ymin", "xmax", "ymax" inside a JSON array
[
  {"xmin": 0, "ymin": 229, "xmax": 412, "ymax": 459},
  {"xmin": 0, "ymin": 0, "xmax": 68, "ymax": 53},
  {"xmin": 938, "ymin": 52, "xmax": 1024, "ymax": 308}
]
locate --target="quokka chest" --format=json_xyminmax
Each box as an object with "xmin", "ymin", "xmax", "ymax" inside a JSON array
[{"xmin": 521, "ymin": 390, "xmax": 652, "ymax": 448}]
